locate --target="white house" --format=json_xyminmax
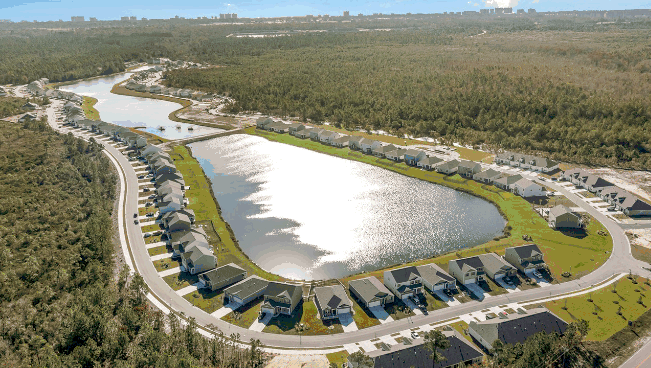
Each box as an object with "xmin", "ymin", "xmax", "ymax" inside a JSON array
[
  {"xmin": 511, "ymin": 178, "xmax": 545, "ymax": 198},
  {"xmin": 383, "ymin": 266, "xmax": 423, "ymax": 299}
]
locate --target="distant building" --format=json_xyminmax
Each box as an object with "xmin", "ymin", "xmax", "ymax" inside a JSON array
[
  {"xmin": 517, "ymin": 9, "xmax": 526, "ymax": 14},
  {"xmin": 71, "ymin": 16, "xmax": 84, "ymax": 22},
  {"xmin": 89, "ymin": 17, "xmax": 98, "ymax": 21},
  {"xmin": 480, "ymin": 9, "xmax": 489, "ymax": 15},
  {"xmin": 129, "ymin": 16, "xmax": 137, "ymax": 21},
  {"xmin": 121, "ymin": 16, "xmax": 129, "ymax": 21},
  {"xmin": 529, "ymin": 9, "xmax": 537, "ymax": 14},
  {"xmin": 343, "ymin": 11, "xmax": 350, "ymax": 17},
  {"xmin": 495, "ymin": 8, "xmax": 513, "ymax": 14}
]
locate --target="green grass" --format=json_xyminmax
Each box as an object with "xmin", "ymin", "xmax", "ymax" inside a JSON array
[
  {"xmin": 546, "ymin": 277, "xmax": 651, "ymax": 341},
  {"xmin": 148, "ymin": 245, "xmax": 170, "ymax": 257},
  {"xmin": 82, "ymin": 96, "xmax": 100, "ymax": 120},
  {"xmin": 222, "ymin": 298, "xmax": 263, "ymax": 329},
  {"xmin": 446, "ymin": 321, "xmax": 474, "ymax": 344},
  {"xmin": 183, "ymin": 289, "xmax": 225, "ymax": 313},
  {"xmin": 421, "ymin": 291, "xmax": 450, "ymax": 311},
  {"xmin": 138, "ymin": 206, "xmax": 157, "ymax": 216},
  {"xmin": 384, "ymin": 299, "xmax": 416, "ymax": 320},
  {"xmin": 455, "ymin": 146, "xmax": 494, "ymax": 163},
  {"xmin": 141, "ymin": 223, "xmax": 162, "ymax": 233},
  {"xmin": 153, "ymin": 257, "xmax": 178, "ymax": 272},
  {"xmin": 249, "ymin": 127, "xmax": 613, "ymax": 287},
  {"xmin": 347, "ymin": 292, "xmax": 381, "ymax": 329},
  {"xmin": 326, "ymin": 351, "xmax": 350, "ymax": 367},
  {"xmin": 262, "ymin": 301, "xmax": 345, "ymax": 336},
  {"xmin": 144, "ymin": 235, "xmax": 163, "ymax": 245},
  {"xmin": 163, "ymin": 271, "xmax": 199, "ymax": 291},
  {"xmin": 170, "ymin": 145, "xmax": 284, "ymax": 282}
]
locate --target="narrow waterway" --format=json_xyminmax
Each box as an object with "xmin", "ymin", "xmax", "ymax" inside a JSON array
[
  {"xmin": 191, "ymin": 135, "xmax": 507, "ymax": 280},
  {"xmin": 60, "ymin": 72, "xmax": 222, "ymax": 139}
]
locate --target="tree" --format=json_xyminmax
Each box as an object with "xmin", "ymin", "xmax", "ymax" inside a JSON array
[
  {"xmin": 423, "ymin": 330, "xmax": 450, "ymax": 365},
  {"xmin": 348, "ymin": 351, "xmax": 373, "ymax": 368}
]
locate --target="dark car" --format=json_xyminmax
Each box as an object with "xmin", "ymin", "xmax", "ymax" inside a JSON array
[
  {"xmin": 134, "ymin": 219, "xmax": 139, "ymax": 225},
  {"xmin": 133, "ymin": 213, "xmax": 138, "ymax": 218},
  {"xmin": 143, "ymin": 187, "xmax": 150, "ymax": 192},
  {"xmin": 138, "ymin": 175, "xmax": 145, "ymax": 179}
]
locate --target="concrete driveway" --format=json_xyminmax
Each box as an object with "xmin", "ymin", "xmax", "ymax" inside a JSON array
[
  {"xmin": 368, "ymin": 306, "xmax": 394, "ymax": 324},
  {"xmin": 464, "ymin": 283, "xmax": 490, "ymax": 300},
  {"xmin": 494, "ymin": 278, "xmax": 519, "ymax": 293}
]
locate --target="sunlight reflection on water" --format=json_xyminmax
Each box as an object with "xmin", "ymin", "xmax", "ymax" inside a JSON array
[{"xmin": 191, "ymin": 134, "xmax": 506, "ymax": 280}]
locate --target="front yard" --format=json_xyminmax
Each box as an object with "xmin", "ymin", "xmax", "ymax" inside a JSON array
[
  {"xmin": 184, "ymin": 289, "xmax": 225, "ymax": 314},
  {"xmin": 263, "ymin": 301, "xmax": 345, "ymax": 336}
]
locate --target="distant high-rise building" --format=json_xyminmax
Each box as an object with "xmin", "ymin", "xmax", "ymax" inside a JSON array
[
  {"xmin": 232, "ymin": 13, "xmax": 237, "ymax": 19},
  {"xmin": 495, "ymin": 7, "xmax": 513, "ymax": 14},
  {"xmin": 517, "ymin": 9, "xmax": 525, "ymax": 14},
  {"xmin": 130, "ymin": 16, "xmax": 137, "ymax": 20},
  {"xmin": 121, "ymin": 16, "xmax": 129, "ymax": 21},
  {"xmin": 89, "ymin": 17, "xmax": 98, "ymax": 21},
  {"xmin": 528, "ymin": 9, "xmax": 537, "ymax": 14},
  {"xmin": 71, "ymin": 16, "xmax": 85, "ymax": 22},
  {"xmin": 343, "ymin": 11, "xmax": 350, "ymax": 17},
  {"xmin": 480, "ymin": 9, "xmax": 489, "ymax": 15},
  {"xmin": 220, "ymin": 13, "xmax": 236, "ymax": 19}
]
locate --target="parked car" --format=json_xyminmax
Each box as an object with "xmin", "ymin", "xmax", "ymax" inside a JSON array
[
  {"xmin": 133, "ymin": 213, "xmax": 138, "ymax": 218},
  {"xmin": 607, "ymin": 206, "xmax": 616, "ymax": 211},
  {"xmin": 148, "ymin": 194, "xmax": 156, "ymax": 199},
  {"xmin": 258, "ymin": 312, "xmax": 266, "ymax": 321},
  {"xmin": 144, "ymin": 233, "xmax": 151, "ymax": 238},
  {"xmin": 411, "ymin": 331, "xmax": 419, "ymax": 339},
  {"xmin": 145, "ymin": 202, "xmax": 152, "ymax": 207},
  {"xmin": 138, "ymin": 175, "xmax": 144, "ymax": 179},
  {"xmin": 551, "ymin": 177, "xmax": 558, "ymax": 181},
  {"xmin": 533, "ymin": 270, "xmax": 543, "ymax": 279},
  {"xmin": 146, "ymin": 212, "xmax": 155, "ymax": 217},
  {"xmin": 134, "ymin": 220, "xmax": 139, "ymax": 225}
]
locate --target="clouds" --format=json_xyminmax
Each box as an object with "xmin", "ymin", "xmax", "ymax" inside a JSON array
[{"xmin": 482, "ymin": 0, "xmax": 519, "ymax": 7}]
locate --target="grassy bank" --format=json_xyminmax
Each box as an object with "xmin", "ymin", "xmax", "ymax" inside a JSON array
[
  {"xmin": 110, "ymin": 83, "xmax": 235, "ymax": 131},
  {"xmin": 169, "ymin": 145, "xmax": 283, "ymax": 282},
  {"xmin": 82, "ymin": 96, "xmax": 100, "ymax": 120},
  {"xmin": 247, "ymin": 127, "xmax": 613, "ymax": 286}
]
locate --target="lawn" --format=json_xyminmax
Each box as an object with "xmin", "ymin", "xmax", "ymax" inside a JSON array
[
  {"xmin": 262, "ymin": 301, "xmax": 344, "ymax": 335},
  {"xmin": 141, "ymin": 223, "xmax": 162, "ymax": 233},
  {"xmin": 313, "ymin": 124, "xmax": 434, "ymax": 147},
  {"xmin": 148, "ymin": 245, "xmax": 170, "ymax": 257},
  {"xmin": 144, "ymin": 234, "xmax": 163, "ymax": 244},
  {"xmin": 421, "ymin": 291, "xmax": 449, "ymax": 312},
  {"xmin": 250, "ymin": 128, "xmax": 613, "ymax": 287},
  {"xmin": 632, "ymin": 244, "xmax": 651, "ymax": 264},
  {"xmin": 162, "ymin": 271, "xmax": 199, "ymax": 291},
  {"xmin": 384, "ymin": 299, "xmax": 416, "ymax": 320},
  {"xmin": 348, "ymin": 293, "xmax": 381, "ymax": 329},
  {"xmin": 454, "ymin": 146, "xmax": 494, "ymax": 163},
  {"xmin": 222, "ymin": 299, "xmax": 263, "ymax": 329},
  {"xmin": 138, "ymin": 206, "xmax": 157, "ymax": 216},
  {"xmin": 446, "ymin": 321, "xmax": 474, "ymax": 344},
  {"xmin": 546, "ymin": 276, "xmax": 651, "ymax": 341},
  {"xmin": 82, "ymin": 96, "xmax": 100, "ymax": 120},
  {"xmin": 153, "ymin": 257, "xmax": 179, "ymax": 272},
  {"xmin": 184, "ymin": 289, "xmax": 225, "ymax": 314},
  {"xmin": 170, "ymin": 145, "xmax": 284, "ymax": 282},
  {"xmin": 326, "ymin": 351, "xmax": 350, "ymax": 368}
]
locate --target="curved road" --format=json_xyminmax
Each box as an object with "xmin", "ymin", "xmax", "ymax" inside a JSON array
[{"xmin": 47, "ymin": 100, "xmax": 649, "ymax": 351}]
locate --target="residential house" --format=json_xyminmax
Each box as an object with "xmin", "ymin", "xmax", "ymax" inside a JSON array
[
  {"xmin": 309, "ymin": 128, "xmax": 326, "ymax": 140},
  {"xmin": 348, "ymin": 277, "xmax": 394, "ymax": 309},
  {"xmin": 348, "ymin": 136, "xmax": 363, "ymax": 150},
  {"xmin": 359, "ymin": 138, "xmax": 381, "ymax": 154},
  {"xmin": 473, "ymin": 169, "xmax": 501, "ymax": 184},
  {"xmin": 403, "ymin": 149, "xmax": 427, "ymax": 166},
  {"xmin": 386, "ymin": 148, "xmax": 407, "ymax": 162},
  {"xmin": 332, "ymin": 135, "xmax": 350, "ymax": 147},
  {"xmin": 22, "ymin": 101, "xmax": 38, "ymax": 110},
  {"xmin": 383, "ymin": 266, "xmax": 423, "ymax": 300},
  {"xmin": 495, "ymin": 152, "xmax": 559, "ymax": 172},
  {"xmin": 256, "ymin": 117, "xmax": 274, "ymax": 130},
  {"xmin": 448, "ymin": 256, "xmax": 485, "ymax": 285},
  {"xmin": 269, "ymin": 121, "xmax": 289, "ymax": 133},
  {"xmin": 170, "ymin": 228, "xmax": 209, "ymax": 256},
  {"xmin": 582, "ymin": 175, "xmax": 614, "ymax": 193},
  {"xmin": 352, "ymin": 330, "xmax": 484, "ymax": 368},
  {"xmin": 223, "ymin": 276, "xmax": 269, "ymax": 306},
  {"xmin": 372, "ymin": 144, "xmax": 397, "ymax": 158},
  {"xmin": 149, "ymin": 85, "xmax": 162, "ymax": 94},
  {"xmin": 158, "ymin": 195, "xmax": 183, "ymax": 214},
  {"xmin": 477, "ymin": 253, "xmax": 517, "ymax": 281},
  {"xmin": 417, "ymin": 156, "xmax": 443, "ymax": 170},
  {"xmin": 155, "ymin": 175, "xmax": 185, "ymax": 190},
  {"xmin": 504, "ymin": 244, "xmax": 546, "ymax": 275},
  {"xmin": 415, "ymin": 264, "xmax": 456, "ymax": 292},
  {"xmin": 295, "ymin": 128, "xmax": 312, "ymax": 139},
  {"xmin": 161, "ymin": 208, "xmax": 195, "ymax": 225},
  {"xmin": 618, "ymin": 195, "xmax": 651, "ymax": 217},
  {"xmin": 153, "ymin": 161, "xmax": 177, "ymax": 176},
  {"xmin": 260, "ymin": 282, "xmax": 303, "ymax": 317},
  {"xmin": 156, "ymin": 181, "xmax": 184, "ymax": 197},
  {"xmin": 0, "ymin": 87, "xmax": 6, "ymax": 97},
  {"xmin": 469, "ymin": 308, "xmax": 568, "ymax": 351},
  {"xmin": 548, "ymin": 205, "xmax": 582, "ymax": 229},
  {"xmin": 313, "ymin": 285, "xmax": 353, "ymax": 320},
  {"xmin": 18, "ymin": 113, "xmax": 37, "ymax": 122},
  {"xmin": 163, "ymin": 212, "xmax": 192, "ymax": 233},
  {"xmin": 434, "ymin": 159, "xmax": 460, "ymax": 175},
  {"xmin": 149, "ymin": 151, "xmax": 172, "ymax": 164},
  {"xmin": 141, "ymin": 145, "xmax": 163, "ymax": 158},
  {"xmin": 457, "ymin": 160, "xmax": 482, "ymax": 178},
  {"xmin": 287, "ymin": 123, "xmax": 306, "ymax": 135},
  {"xmin": 318, "ymin": 130, "xmax": 338, "ymax": 144},
  {"xmin": 511, "ymin": 178, "xmax": 545, "ymax": 197},
  {"xmin": 199, "ymin": 263, "xmax": 247, "ymax": 291},
  {"xmin": 493, "ymin": 174, "xmax": 523, "ymax": 191},
  {"xmin": 181, "ymin": 246, "xmax": 216, "ymax": 275}
]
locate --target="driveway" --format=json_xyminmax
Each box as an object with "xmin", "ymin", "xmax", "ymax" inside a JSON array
[
  {"xmin": 433, "ymin": 290, "xmax": 461, "ymax": 306},
  {"xmin": 368, "ymin": 306, "xmax": 394, "ymax": 324},
  {"xmin": 494, "ymin": 278, "xmax": 519, "ymax": 293},
  {"xmin": 338, "ymin": 313, "xmax": 359, "ymax": 332},
  {"xmin": 249, "ymin": 312, "xmax": 271, "ymax": 332},
  {"xmin": 402, "ymin": 297, "xmax": 423, "ymax": 315},
  {"xmin": 464, "ymin": 283, "xmax": 490, "ymax": 300}
]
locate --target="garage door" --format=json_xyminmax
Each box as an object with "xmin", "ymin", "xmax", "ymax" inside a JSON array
[
  {"xmin": 368, "ymin": 300, "xmax": 382, "ymax": 308},
  {"xmin": 433, "ymin": 284, "xmax": 445, "ymax": 291},
  {"xmin": 494, "ymin": 273, "xmax": 504, "ymax": 280},
  {"xmin": 464, "ymin": 279, "xmax": 476, "ymax": 285}
]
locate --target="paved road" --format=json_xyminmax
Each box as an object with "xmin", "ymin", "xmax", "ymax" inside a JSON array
[
  {"xmin": 620, "ymin": 337, "xmax": 651, "ymax": 368},
  {"xmin": 46, "ymin": 102, "xmax": 650, "ymax": 351}
]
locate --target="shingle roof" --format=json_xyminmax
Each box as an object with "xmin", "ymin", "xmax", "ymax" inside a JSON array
[
  {"xmin": 477, "ymin": 253, "xmax": 514, "ymax": 275},
  {"xmin": 458, "ymin": 160, "xmax": 480, "ymax": 169},
  {"xmin": 497, "ymin": 151, "xmax": 558, "ymax": 168},
  {"xmin": 453, "ymin": 256, "xmax": 484, "ymax": 272},
  {"xmin": 549, "ymin": 205, "xmax": 573, "ymax": 218},
  {"xmin": 469, "ymin": 308, "xmax": 568, "ymax": 347},
  {"xmin": 404, "ymin": 149, "xmax": 424, "ymax": 157},
  {"xmin": 493, "ymin": 174, "xmax": 523, "ymax": 186},
  {"xmin": 314, "ymin": 285, "xmax": 351, "ymax": 310},
  {"xmin": 199, "ymin": 263, "xmax": 246, "ymax": 285},
  {"xmin": 474, "ymin": 168, "xmax": 501, "ymax": 180},
  {"xmin": 265, "ymin": 282, "xmax": 302, "ymax": 300},
  {"xmin": 224, "ymin": 276, "xmax": 269, "ymax": 300},
  {"xmin": 348, "ymin": 277, "xmax": 392, "ymax": 304},
  {"xmin": 509, "ymin": 244, "xmax": 543, "ymax": 260},
  {"xmin": 416, "ymin": 264, "xmax": 454, "ymax": 286},
  {"xmin": 389, "ymin": 266, "xmax": 421, "ymax": 283}
]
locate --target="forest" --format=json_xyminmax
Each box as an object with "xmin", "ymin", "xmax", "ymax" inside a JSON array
[
  {"xmin": 0, "ymin": 96, "xmax": 27, "ymax": 118},
  {"xmin": 0, "ymin": 120, "xmax": 263, "ymax": 367}
]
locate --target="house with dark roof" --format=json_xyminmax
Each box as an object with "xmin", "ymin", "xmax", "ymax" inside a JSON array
[
  {"xmin": 153, "ymin": 161, "xmax": 177, "ymax": 176},
  {"xmin": 157, "ymin": 195, "xmax": 183, "ymax": 214},
  {"xmin": 256, "ymin": 117, "xmax": 274, "ymax": 129},
  {"xmin": 495, "ymin": 152, "xmax": 559, "ymax": 173},
  {"xmin": 332, "ymin": 135, "xmax": 350, "ymax": 148},
  {"xmin": 384, "ymin": 266, "xmax": 423, "ymax": 299},
  {"xmin": 548, "ymin": 205, "xmax": 582, "ymax": 229},
  {"xmin": 163, "ymin": 212, "xmax": 192, "ymax": 233},
  {"xmin": 348, "ymin": 277, "xmax": 394, "ymax": 309},
  {"xmin": 223, "ymin": 276, "xmax": 269, "ymax": 306},
  {"xmin": 416, "ymin": 264, "xmax": 456, "ymax": 292},
  {"xmin": 619, "ymin": 195, "xmax": 651, "ymax": 217},
  {"xmin": 161, "ymin": 208, "xmax": 195, "ymax": 225},
  {"xmin": 468, "ymin": 308, "xmax": 568, "ymax": 351},
  {"xmin": 457, "ymin": 160, "xmax": 482, "ymax": 178},
  {"xmin": 355, "ymin": 330, "xmax": 484, "ymax": 368},
  {"xmin": 313, "ymin": 285, "xmax": 353, "ymax": 320},
  {"xmin": 181, "ymin": 246, "xmax": 216, "ymax": 275},
  {"xmin": 199, "ymin": 263, "xmax": 247, "ymax": 291},
  {"xmin": 434, "ymin": 159, "xmax": 460, "ymax": 175},
  {"xmin": 493, "ymin": 174, "xmax": 522, "ymax": 191},
  {"xmin": 417, "ymin": 156, "xmax": 443, "ymax": 170},
  {"xmin": 448, "ymin": 256, "xmax": 485, "ymax": 285},
  {"xmin": 372, "ymin": 144, "xmax": 397, "ymax": 158},
  {"xmin": 582, "ymin": 175, "xmax": 614, "ymax": 193},
  {"xmin": 260, "ymin": 282, "xmax": 303, "ymax": 317},
  {"xmin": 473, "ymin": 169, "xmax": 501, "ymax": 184},
  {"xmin": 404, "ymin": 149, "xmax": 427, "ymax": 166},
  {"xmin": 504, "ymin": 244, "xmax": 546, "ymax": 275}
]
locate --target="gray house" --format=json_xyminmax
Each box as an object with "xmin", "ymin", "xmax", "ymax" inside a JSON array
[
  {"xmin": 199, "ymin": 263, "xmax": 247, "ymax": 292},
  {"xmin": 548, "ymin": 205, "xmax": 582, "ymax": 229},
  {"xmin": 448, "ymin": 256, "xmax": 485, "ymax": 285},
  {"xmin": 332, "ymin": 135, "xmax": 350, "ymax": 147},
  {"xmin": 181, "ymin": 246, "xmax": 216, "ymax": 275},
  {"xmin": 348, "ymin": 277, "xmax": 394, "ymax": 308},
  {"xmin": 260, "ymin": 282, "xmax": 303, "ymax": 317},
  {"xmin": 157, "ymin": 195, "xmax": 183, "ymax": 214},
  {"xmin": 478, "ymin": 253, "xmax": 517, "ymax": 281},
  {"xmin": 403, "ymin": 149, "xmax": 427, "ymax": 166},
  {"xmin": 372, "ymin": 144, "xmax": 397, "ymax": 158},
  {"xmin": 384, "ymin": 266, "xmax": 423, "ymax": 299},
  {"xmin": 223, "ymin": 276, "xmax": 269, "ymax": 306},
  {"xmin": 493, "ymin": 174, "xmax": 522, "ymax": 191},
  {"xmin": 163, "ymin": 212, "xmax": 192, "ymax": 233},
  {"xmin": 435, "ymin": 159, "xmax": 460, "ymax": 175},
  {"xmin": 504, "ymin": 244, "xmax": 546, "ymax": 275},
  {"xmin": 457, "ymin": 160, "xmax": 482, "ymax": 178},
  {"xmin": 469, "ymin": 308, "xmax": 567, "ymax": 351},
  {"xmin": 385, "ymin": 148, "xmax": 407, "ymax": 162},
  {"xmin": 473, "ymin": 169, "xmax": 501, "ymax": 184},
  {"xmin": 417, "ymin": 156, "xmax": 443, "ymax": 170},
  {"xmin": 170, "ymin": 229, "xmax": 209, "ymax": 256},
  {"xmin": 348, "ymin": 136, "xmax": 363, "ymax": 150},
  {"xmin": 313, "ymin": 285, "xmax": 353, "ymax": 320},
  {"xmin": 161, "ymin": 208, "xmax": 195, "ymax": 225},
  {"xmin": 416, "ymin": 264, "xmax": 456, "ymax": 292},
  {"xmin": 256, "ymin": 117, "xmax": 274, "ymax": 129}
]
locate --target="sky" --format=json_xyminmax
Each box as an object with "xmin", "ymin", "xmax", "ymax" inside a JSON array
[{"xmin": 1, "ymin": 0, "xmax": 651, "ymax": 22}]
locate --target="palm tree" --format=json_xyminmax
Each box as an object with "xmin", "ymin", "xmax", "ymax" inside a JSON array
[
  {"xmin": 424, "ymin": 330, "xmax": 450, "ymax": 365},
  {"xmin": 348, "ymin": 351, "xmax": 373, "ymax": 368}
]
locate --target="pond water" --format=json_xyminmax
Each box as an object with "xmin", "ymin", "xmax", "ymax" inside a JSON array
[
  {"xmin": 191, "ymin": 135, "xmax": 506, "ymax": 280},
  {"xmin": 60, "ymin": 73, "xmax": 222, "ymax": 140}
]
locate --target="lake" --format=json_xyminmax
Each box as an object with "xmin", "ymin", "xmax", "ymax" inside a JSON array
[
  {"xmin": 60, "ymin": 73, "xmax": 222, "ymax": 140},
  {"xmin": 191, "ymin": 135, "xmax": 506, "ymax": 280}
]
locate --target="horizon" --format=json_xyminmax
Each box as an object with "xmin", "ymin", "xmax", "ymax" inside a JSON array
[{"xmin": 2, "ymin": 0, "xmax": 651, "ymax": 23}]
